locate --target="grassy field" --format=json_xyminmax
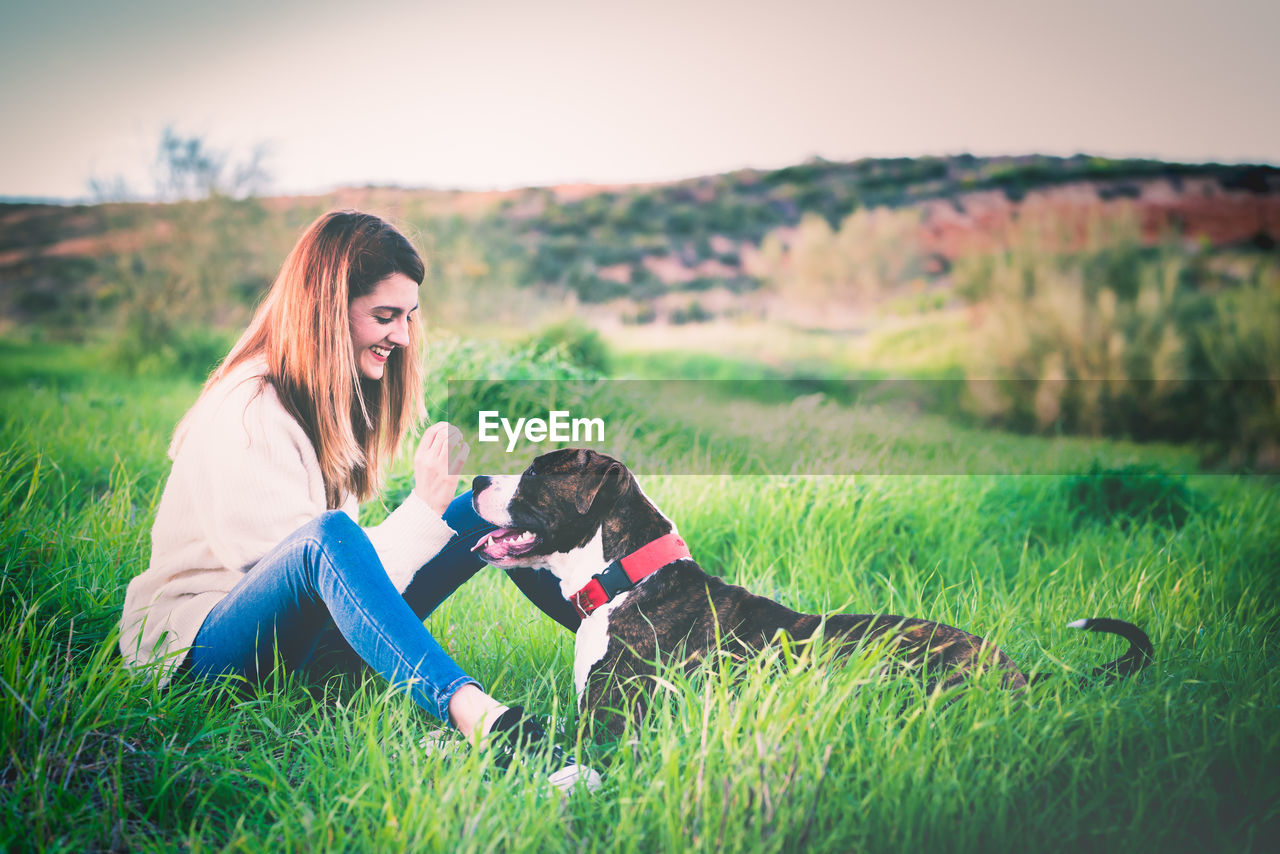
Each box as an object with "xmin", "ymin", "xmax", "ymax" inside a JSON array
[{"xmin": 1, "ymin": 336, "xmax": 1278, "ymax": 852}]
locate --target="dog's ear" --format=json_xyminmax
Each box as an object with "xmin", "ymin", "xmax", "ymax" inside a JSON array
[{"xmin": 576, "ymin": 461, "xmax": 626, "ymax": 515}]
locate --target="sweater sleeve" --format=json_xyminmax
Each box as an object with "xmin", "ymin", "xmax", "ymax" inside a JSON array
[{"xmin": 361, "ymin": 490, "xmax": 457, "ymax": 594}]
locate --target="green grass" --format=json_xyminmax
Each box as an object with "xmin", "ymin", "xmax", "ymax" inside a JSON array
[{"xmin": 2, "ymin": 339, "xmax": 1278, "ymax": 852}]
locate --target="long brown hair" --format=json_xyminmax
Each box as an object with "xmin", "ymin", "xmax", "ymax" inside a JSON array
[{"xmin": 195, "ymin": 210, "xmax": 426, "ymax": 507}]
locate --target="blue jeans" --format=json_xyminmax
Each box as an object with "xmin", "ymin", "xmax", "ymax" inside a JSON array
[{"xmin": 186, "ymin": 492, "xmax": 580, "ymax": 722}]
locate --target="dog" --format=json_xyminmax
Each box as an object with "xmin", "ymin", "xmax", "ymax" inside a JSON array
[{"xmin": 472, "ymin": 449, "xmax": 1154, "ymax": 736}]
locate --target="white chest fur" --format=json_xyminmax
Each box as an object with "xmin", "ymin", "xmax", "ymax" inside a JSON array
[{"xmin": 573, "ymin": 591, "xmax": 630, "ymax": 703}]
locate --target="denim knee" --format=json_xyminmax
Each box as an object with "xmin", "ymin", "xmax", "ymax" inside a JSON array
[
  {"xmin": 294, "ymin": 511, "xmax": 380, "ymax": 579},
  {"xmin": 290, "ymin": 509, "xmax": 361, "ymax": 543},
  {"xmin": 315, "ymin": 509, "xmax": 361, "ymax": 538}
]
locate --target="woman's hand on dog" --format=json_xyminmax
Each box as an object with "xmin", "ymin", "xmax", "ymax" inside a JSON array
[{"xmin": 414, "ymin": 421, "xmax": 469, "ymax": 515}]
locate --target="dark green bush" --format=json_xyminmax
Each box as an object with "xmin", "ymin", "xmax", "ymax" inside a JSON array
[
  {"xmin": 670, "ymin": 301, "xmax": 713, "ymax": 325},
  {"xmin": 106, "ymin": 322, "xmax": 235, "ymax": 380},
  {"xmin": 1063, "ymin": 462, "xmax": 1207, "ymax": 528},
  {"xmin": 622, "ymin": 303, "xmax": 657, "ymax": 325},
  {"xmin": 571, "ymin": 275, "xmax": 632, "ymax": 304},
  {"xmin": 520, "ymin": 318, "xmax": 612, "ymax": 375}
]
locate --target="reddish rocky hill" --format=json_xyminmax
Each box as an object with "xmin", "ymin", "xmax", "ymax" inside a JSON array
[{"xmin": 1, "ymin": 155, "xmax": 1276, "ymax": 330}]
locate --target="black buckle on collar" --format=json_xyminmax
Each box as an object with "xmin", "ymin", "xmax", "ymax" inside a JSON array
[{"xmin": 593, "ymin": 560, "xmax": 632, "ymax": 600}]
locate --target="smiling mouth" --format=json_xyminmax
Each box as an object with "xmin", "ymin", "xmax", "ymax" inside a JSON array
[
  {"xmin": 472, "ymin": 527, "xmax": 541, "ymax": 562},
  {"xmin": 370, "ymin": 345, "xmax": 392, "ymax": 360}
]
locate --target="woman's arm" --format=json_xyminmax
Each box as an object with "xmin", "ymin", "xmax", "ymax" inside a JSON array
[
  {"xmin": 361, "ymin": 490, "xmax": 456, "ymax": 593},
  {"xmin": 362, "ymin": 422, "xmax": 468, "ymax": 592}
]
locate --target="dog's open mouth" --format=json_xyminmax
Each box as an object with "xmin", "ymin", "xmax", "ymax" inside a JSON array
[{"xmin": 471, "ymin": 527, "xmax": 542, "ymax": 562}]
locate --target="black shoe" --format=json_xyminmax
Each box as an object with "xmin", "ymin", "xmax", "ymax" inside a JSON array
[{"xmin": 486, "ymin": 706, "xmax": 602, "ymax": 793}]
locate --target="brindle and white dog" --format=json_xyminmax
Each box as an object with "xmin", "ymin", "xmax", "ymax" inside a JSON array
[{"xmin": 472, "ymin": 449, "xmax": 1153, "ymax": 736}]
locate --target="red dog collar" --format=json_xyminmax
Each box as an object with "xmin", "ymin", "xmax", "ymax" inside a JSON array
[{"xmin": 569, "ymin": 532, "xmax": 691, "ymax": 619}]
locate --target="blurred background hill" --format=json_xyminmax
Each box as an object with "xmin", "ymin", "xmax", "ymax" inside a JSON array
[
  {"xmin": 2, "ymin": 146, "xmax": 1278, "ymax": 466},
  {"xmin": 3, "ymin": 152, "xmax": 1277, "ymax": 332},
  {"xmin": 484, "ymin": 154, "xmax": 1277, "ymax": 311}
]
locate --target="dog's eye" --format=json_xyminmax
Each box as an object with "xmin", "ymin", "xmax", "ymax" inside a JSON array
[{"xmin": 525, "ymin": 466, "xmax": 536, "ymax": 477}]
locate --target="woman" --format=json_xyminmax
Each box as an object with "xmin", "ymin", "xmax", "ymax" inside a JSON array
[{"xmin": 119, "ymin": 210, "xmax": 596, "ymax": 791}]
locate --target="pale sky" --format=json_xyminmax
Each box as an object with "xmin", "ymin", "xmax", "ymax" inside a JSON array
[{"xmin": 3, "ymin": 0, "xmax": 1277, "ymax": 201}]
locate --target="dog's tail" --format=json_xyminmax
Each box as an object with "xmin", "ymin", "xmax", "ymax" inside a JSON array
[{"xmin": 1065, "ymin": 617, "xmax": 1154, "ymax": 682}]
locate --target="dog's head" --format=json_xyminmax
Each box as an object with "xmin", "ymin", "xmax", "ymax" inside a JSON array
[{"xmin": 471, "ymin": 448, "xmax": 665, "ymax": 571}]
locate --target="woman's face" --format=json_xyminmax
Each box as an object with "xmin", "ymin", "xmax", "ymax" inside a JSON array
[{"xmin": 348, "ymin": 273, "xmax": 419, "ymax": 381}]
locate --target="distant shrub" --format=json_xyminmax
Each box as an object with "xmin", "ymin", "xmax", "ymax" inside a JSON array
[
  {"xmin": 761, "ymin": 160, "xmax": 831, "ymax": 187},
  {"xmin": 106, "ymin": 323, "xmax": 234, "ymax": 380},
  {"xmin": 670, "ymin": 301, "xmax": 713, "ymax": 325},
  {"xmin": 1197, "ymin": 266, "xmax": 1280, "ymax": 466},
  {"xmin": 520, "ymin": 318, "xmax": 612, "ymax": 375},
  {"xmin": 421, "ymin": 335, "xmax": 607, "ymax": 441},
  {"xmin": 958, "ymin": 206, "xmax": 1280, "ymax": 465},
  {"xmin": 571, "ymin": 275, "xmax": 632, "ymax": 304},
  {"xmin": 529, "ymin": 237, "xmax": 584, "ymax": 284},
  {"xmin": 585, "ymin": 242, "xmax": 644, "ymax": 267},
  {"xmin": 429, "ymin": 335, "xmax": 601, "ymax": 386},
  {"xmin": 753, "ymin": 207, "xmax": 926, "ymax": 305},
  {"xmin": 169, "ymin": 327, "xmax": 236, "ymax": 379},
  {"xmin": 682, "ymin": 277, "xmax": 719, "ymax": 293},
  {"xmin": 1063, "ymin": 462, "xmax": 1206, "ymax": 528},
  {"xmin": 665, "ymin": 205, "xmax": 700, "ymax": 238},
  {"xmin": 701, "ymin": 198, "xmax": 779, "ymax": 238},
  {"xmin": 1096, "ymin": 183, "xmax": 1143, "ymax": 201},
  {"xmin": 622, "ymin": 303, "xmax": 658, "ymax": 325},
  {"xmin": 882, "ymin": 290, "xmax": 948, "ymax": 316}
]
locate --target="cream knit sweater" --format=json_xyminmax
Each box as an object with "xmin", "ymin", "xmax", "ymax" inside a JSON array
[{"xmin": 119, "ymin": 358, "xmax": 457, "ymax": 682}]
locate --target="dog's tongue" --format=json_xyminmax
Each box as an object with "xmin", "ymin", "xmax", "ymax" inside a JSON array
[{"xmin": 472, "ymin": 527, "xmax": 524, "ymax": 560}]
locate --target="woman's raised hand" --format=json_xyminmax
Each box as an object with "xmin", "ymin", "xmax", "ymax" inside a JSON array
[{"xmin": 413, "ymin": 422, "xmax": 469, "ymax": 515}]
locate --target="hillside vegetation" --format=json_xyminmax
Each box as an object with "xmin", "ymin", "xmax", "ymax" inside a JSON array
[
  {"xmin": 2, "ymin": 153, "xmax": 1278, "ymax": 465},
  {"xmin": 3, "ymin": 154, "xmax": 1277, "ymax": 326}
]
